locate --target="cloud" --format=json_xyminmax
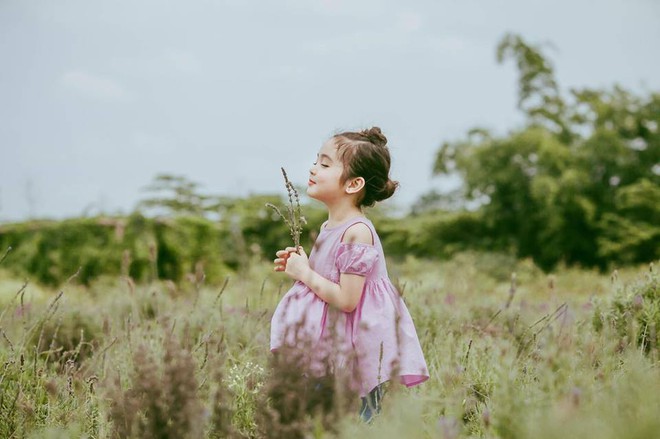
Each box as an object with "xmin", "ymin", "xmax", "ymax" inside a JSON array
[{"xmin": 61, "ymin": 70, "xmax": 130, "ymax": 101}]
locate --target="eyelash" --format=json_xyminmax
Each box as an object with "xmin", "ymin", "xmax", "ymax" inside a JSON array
[{"xmin": 313, "ymin": 162, "xmax": 329, "ymax": 168}]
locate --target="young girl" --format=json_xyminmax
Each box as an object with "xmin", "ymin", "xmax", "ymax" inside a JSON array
[{"xmin": 270, "ymin": 127, "xmax": 429, "ymax": 422}]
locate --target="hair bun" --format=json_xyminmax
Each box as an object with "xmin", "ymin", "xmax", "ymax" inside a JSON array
[
  {"xmin": 361, "ymin": 126, "xmax": 387, "ymax": 147},
  {"xmin": 383, "ymin": 179, "xmax": 399, "ymax": 199},
  {"xmin": 372, "ymin": 178, "xmax": 399, "ymax": 203}
]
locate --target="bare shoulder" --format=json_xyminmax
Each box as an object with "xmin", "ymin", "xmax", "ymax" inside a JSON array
[{"xmin": 342, "ymin": 222, "xmax": 373, "ymax": 245}]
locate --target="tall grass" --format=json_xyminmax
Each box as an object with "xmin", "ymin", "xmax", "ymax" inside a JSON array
[{"xmin": 0, "ymin": 250, "xmax": 658, "ymax": 438}]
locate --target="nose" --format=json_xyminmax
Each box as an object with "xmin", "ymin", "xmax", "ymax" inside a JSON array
[{"xmin": 309, "ymin": 164, "xmax": 317, "ymax": 175}]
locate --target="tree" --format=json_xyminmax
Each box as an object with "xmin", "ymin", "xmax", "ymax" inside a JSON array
[
  {"xmin": 431, "ymin": 33, "xmax": 660, "ymax": 269},
  {"xmin": 137, "ymin": 174, "xmax": 217, "ymax": 217}
]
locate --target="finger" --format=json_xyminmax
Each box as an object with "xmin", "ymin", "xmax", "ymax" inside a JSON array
[
  {"xmin": 285, "ymin": 247, "xmax": 298, "ymax": 254},
  {"xmin": 276, "ymin": 250, "xmax": 290, "ymax": 258}
]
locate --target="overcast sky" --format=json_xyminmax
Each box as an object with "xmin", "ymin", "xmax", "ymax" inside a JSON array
[{"xmin": 1, "ymin": 0, "xmax": 659, "ymax": 222}]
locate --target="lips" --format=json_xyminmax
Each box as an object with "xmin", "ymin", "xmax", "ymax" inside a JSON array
[{"xmin": 308, "ymin": 179, "xmax": 316, "ymax": 186}]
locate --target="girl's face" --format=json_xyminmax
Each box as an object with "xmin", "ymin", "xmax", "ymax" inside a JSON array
[{"xmin": 307, "ymin": 139, "xmax": 346, "ymax": 203}]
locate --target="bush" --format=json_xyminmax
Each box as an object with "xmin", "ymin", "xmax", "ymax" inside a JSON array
[{"xmin": 0, "ymin": 215, "xmax": 233, "ymax": 287}]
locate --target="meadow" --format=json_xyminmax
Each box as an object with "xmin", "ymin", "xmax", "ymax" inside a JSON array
[
  {"xmin": 2, "ymin": 29, "xmax": 657, "ymax": 438},
  {"xmin": 0, "ymin": 250, "xmax": 658, "ymax": 438}
]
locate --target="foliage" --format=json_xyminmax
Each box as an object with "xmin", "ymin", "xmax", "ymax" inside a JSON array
[
  {"xmin": 432, "ymin": 33, "xmax": 660, "ymax": 270},
  {"xmin": 378, "ymin": 211, "xmax": 494, "ymax": 260},
  {"xmin": 137, "ymin": 174, "xmax": 218, "ymax": 218},
  {"xmin": 0, "ymin": 215, "xmax": 233, "ymax": 286},
  {"xmin": 0, "ymin": 194, "xmax": 329, "ymax": 286}
]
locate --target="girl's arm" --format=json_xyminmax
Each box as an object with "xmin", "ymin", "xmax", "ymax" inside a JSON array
[
  {"xmin": 277, "ymin": 223, "xmax": 373, "ymax": 313},
  {"xmin": 297, "ymin": 262, "xmax": 366, "ymax": 313}
]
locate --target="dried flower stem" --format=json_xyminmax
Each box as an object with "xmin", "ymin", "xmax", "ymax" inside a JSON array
[{"xmin": 266, "ymin": 167, "xmax": 307, "ymax": 251}]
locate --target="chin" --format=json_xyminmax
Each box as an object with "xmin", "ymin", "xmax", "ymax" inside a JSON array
[{"xmin": 306, "ymin": 188, "xmax": 321, "ymax": 202}]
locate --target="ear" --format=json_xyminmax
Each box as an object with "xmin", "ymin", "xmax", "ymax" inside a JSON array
[{"xmin": 345, "ymin": 177, "xmax": 365, "ymax": 195}]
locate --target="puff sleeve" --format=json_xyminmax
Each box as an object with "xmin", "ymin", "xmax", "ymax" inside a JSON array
[{"xmin": 335, "ymin": 243, "xmax": 379, "ymax": 276}]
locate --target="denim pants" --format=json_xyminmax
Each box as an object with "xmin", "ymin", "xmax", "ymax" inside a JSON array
[{"xmin": 359, "ymin": 383, "xmax": 385, "ymax": 423}]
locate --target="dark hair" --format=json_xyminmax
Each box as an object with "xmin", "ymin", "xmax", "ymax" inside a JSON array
[{"xmin": 332, "ymin": 126, "xmax": 399, "ymax": 207}]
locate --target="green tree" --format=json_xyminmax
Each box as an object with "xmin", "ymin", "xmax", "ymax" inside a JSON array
[
  {"xmin": 137, "ymin": 174, "xmax": 217, "ymax": 217},
  {"xmin": 431, "ymin": 33, "xmax": 660, "ymax": 269}
]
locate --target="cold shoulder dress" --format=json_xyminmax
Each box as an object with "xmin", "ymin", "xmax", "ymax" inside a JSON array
[{"xmin": 270, "ymin": 216, "xmax": 429, "ymax": 397}]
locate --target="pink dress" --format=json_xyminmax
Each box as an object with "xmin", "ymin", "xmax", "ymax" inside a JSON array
[{"xmin": 270, "ymin": 216, "xmax": 429, "ymax": 397}]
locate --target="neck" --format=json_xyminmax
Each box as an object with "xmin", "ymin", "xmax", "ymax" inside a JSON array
[{"xmin": 325, "ymin": 199, "xmax": 363, "ymax": 227}]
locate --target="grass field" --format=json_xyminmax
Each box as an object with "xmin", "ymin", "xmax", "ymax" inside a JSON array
[{"xmin": 0, "ymin": 252, "xmax": 658, "ymax": 438}]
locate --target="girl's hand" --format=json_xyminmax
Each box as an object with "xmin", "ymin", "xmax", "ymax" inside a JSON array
[
  {"xmin": 284, "ymin": 247, "xmax": 309, "ymax": 281},
  {"xmin": 273, "ymin": 247, "xmax": 299, "ymax": 272}
]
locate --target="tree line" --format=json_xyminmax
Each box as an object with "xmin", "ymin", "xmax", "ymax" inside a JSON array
[{"xmin": 0, "ymin": 34, "xmax": 657, "ymax": 285}]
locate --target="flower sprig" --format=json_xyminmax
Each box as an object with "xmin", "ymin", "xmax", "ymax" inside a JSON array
[{"xmin": 266, "ymin": 167, "xmax": 307, "ymax": 251}]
